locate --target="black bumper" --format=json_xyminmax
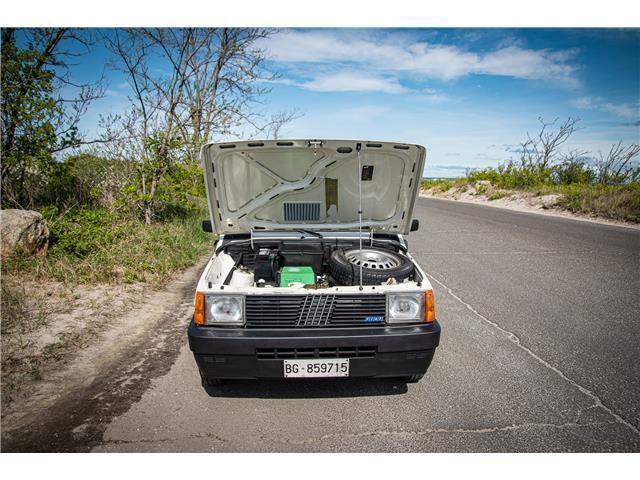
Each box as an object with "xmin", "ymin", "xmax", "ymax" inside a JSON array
[{"xmin": 188, "ymin": 320, "xmax": 441, "ymax": 380}]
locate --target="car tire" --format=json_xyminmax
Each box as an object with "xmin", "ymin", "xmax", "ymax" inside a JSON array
[
  {"xmin": 328, "ymin": 247, "xmax": 414, "ymax": 285},
  {"xmin": 402, "ymin": 374, "xmax": 424, "ymax": 383}
]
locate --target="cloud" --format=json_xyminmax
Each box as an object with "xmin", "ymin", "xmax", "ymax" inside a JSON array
[
  {"xmin": 264, "ymin": 77, "xmax": 299, "ymax": 87},
  {"xmin": 571, "ymin": 96, "xmax": 594, "ymax": 109},
  {"xmin": 260, "ymin": 30, "xmax": 580, "ymax": 86},
  {"xmin": 299, "ymin": 71, "xmax": 407, "ymax": 94},
  {"xmin": 410, "ymin": 87, "xmax": 451, "ymax": 103},
  {"xmin": 476, "ymin": 47, "xmax": 579, "ymax": 85},
  {"xmin": 260, "ymin": 30, "xmax": 395, "ymax": 64},
  {"xmin": 104, "ymin": 89, "xmax": 124, "ymax": 98},
  {"xmin": 570, "ymin": 96, "xmax": 638, "ymax": 119},
  {"xmin": 503, "ymin": 144, "xmax": 523, "ymax": 153},
  {"xmin": 601, "ymin": 103, "xmax": 637, "ymax": 119}
]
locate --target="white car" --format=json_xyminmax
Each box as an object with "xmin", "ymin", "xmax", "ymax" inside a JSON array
[{"xmin": 188, "ymin": 139, "xmax": 440, "ymax": 387}]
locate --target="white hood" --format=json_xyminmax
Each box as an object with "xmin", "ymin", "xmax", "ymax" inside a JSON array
[{"xmin": 201, "ymin": 139, "xmax": 426, "ymax": 235}]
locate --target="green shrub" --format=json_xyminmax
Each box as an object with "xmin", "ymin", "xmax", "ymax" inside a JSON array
[
  {"xmin": 468, "ymin": 162, "xmax": 553, "ymax": 190},
  {"xmin": 488, "ymin": 190, "xmax": 510, "ymax": 201},
  {"xmin": 556, "ymin": 184, "xmax": 640, "ymax": 223},
  {"xmin": 421, "ymin": 178, "xmax": 467, "ymax": 193},
  {"xmin": 39, "ymin": 206, "xmax": 125, "ymax": 257},
  {"xmin": 3, "ymin": 207, "xmax": 214, "ymax": 284},
  {"xmin": 552, "ymin": 159, "xmax": 596, "ymax": 185},
  {"xmin": 421, "ymin": 179, "xmax": 448, "ymax": 190},
  {"xmin": 475, "ymin": 183, "xmax": 489, "ymax": 195}
]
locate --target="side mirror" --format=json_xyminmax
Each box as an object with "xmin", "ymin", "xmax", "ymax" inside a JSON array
[
  {"xmin": 202, "ymin": 220, "xmax": 213, "ymax": 233},
  {"xmin": 410, "ymin": 219, "xmax": 420, "ymax": 232}
]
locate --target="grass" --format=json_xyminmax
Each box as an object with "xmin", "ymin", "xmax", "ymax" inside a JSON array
[
  {"xmin": 1, "ymin": 205, "xmax": 215, "ymax": 405},
  {"xmin": 1, "ymin": 198, "xmax": 217, "ymax": 408},
  {"xmin": 2, "ymin": 206, "xmax": 214, "ymax": 285},
  {"xmin": 0, "ymin": 279, "xmax": 25, "ymax": 333},
  {"xmin": 421, "ymin": 178, "xmax": 466, "ymax": 193},
  {"xmin": 555, "ymin": 183, "xmax": 640, "ymax": 223},
  {"xmin": 475, "ymin": 182, "xmax": 489, "ymax": 196},
  {"xmin": 487, "ymin": 190, "xmax": 510, "ymax": 201}
]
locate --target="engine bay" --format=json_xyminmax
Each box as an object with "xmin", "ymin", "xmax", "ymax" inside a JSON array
[{"xmin": 207, "ymin": 235, "xmax": 422, "ymax": 289}]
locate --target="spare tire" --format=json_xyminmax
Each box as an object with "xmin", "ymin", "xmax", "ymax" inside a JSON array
[{"xmin": 329, "ymin": 247, "xmax": 414, "ymax": 286}]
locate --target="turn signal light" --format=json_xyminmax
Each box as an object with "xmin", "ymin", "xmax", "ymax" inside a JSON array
[
  {"xmin": 194, "ymin": 292, "xmax": 205, "ymax": 325},
  {"xmin": 425, "ymin": 289, "xmax": 435, "ymax": 323}
]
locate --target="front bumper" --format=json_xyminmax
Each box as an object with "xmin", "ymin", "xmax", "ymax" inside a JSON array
[{"xmin": 188, "ymin": 320, "xmax": 441, "ymax": 380}]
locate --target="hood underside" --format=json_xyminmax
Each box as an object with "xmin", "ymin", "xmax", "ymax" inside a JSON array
[{"xmin": 202, "ymin": 139, "xmax": 426, "ymax": 235}]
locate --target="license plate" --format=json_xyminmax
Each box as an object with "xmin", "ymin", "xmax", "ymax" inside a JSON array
[{"xmin": 283, "ymin": 358, "xmax": 349, "ymax": 378}]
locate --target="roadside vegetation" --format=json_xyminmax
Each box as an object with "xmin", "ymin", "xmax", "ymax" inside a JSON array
[
  {"xmin": 1, "ymin": 28, "xmax": 297, "ymax": 406},
  {"xmin": 1, "ymin": 28, "xmax": 296, "ymax": 285},
  {"xmin": 2, "ymin": 204, "xmax": 212, "ymax": 284},
  {"xmin": 421, "ymin": 118, "xmax": 640, "ymax": 223}
]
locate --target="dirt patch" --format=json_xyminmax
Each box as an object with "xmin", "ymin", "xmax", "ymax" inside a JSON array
[
  {"xmin": 420, "ymin": 183, "xmax": 640, "ymax": 230},
  {"xmin": 1, "ymin": 255, "xmax": 209, "ymax": 452},
  {"xmin": 1, "ymin": 277, "xmax": 146, "ymax": 405}
]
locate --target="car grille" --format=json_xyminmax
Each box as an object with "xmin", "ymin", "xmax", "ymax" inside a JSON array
[
  {"xmin": 256, "ymin": 346, "xmax": 376, "ymax": 359},
  {"xmin": 244, "ymin": 294, "xmax": 386, "ymax": 328}
]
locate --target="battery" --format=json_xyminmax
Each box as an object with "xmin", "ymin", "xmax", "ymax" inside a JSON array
[{"xmin": 279, "ymin": 266, "xmax": 315, "ymax": 287}]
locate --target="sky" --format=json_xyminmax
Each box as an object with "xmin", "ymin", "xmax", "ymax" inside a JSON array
[{"xmin": 76, "ymin": 28, "xmax": 640, "ymax": 178}]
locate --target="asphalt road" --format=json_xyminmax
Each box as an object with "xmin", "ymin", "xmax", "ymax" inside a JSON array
[{"xmin": 92, "ymin": 197, "xmax": 640, "ymax": 452}]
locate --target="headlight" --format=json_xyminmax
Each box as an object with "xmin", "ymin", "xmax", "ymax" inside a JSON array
[
  {"xmin": 204, "ymin": 295, "xmax": 244, "ymax": 325},
  {"xmin": 387, "ymin": 293, "xmax": 425, "ymax": 324}
]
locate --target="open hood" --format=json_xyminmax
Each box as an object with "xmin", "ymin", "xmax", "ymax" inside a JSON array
[{"xmin": 201, "ymin": 139, "xmax": 426, "ymax": 235}]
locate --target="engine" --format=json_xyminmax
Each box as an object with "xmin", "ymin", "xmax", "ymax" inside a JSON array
[{"xmin": 215, "ymin": 238, "xmax": 417, "ymax": 289}]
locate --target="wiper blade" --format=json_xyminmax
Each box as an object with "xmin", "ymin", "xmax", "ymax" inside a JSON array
[{"xmin": 295, "ymin": 229, "xmax": 323, "ymax": 238}]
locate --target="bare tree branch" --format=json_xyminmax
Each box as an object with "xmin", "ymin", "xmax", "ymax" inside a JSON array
[
  {"xmin": 99, "ymin": 28, "xmax": 294, "ymax": 225},
  {"xmin": 596, "ymin": 140, "xmax": 640, "ymax": 184},
  {"xmin": 520, "ymin": 117, "xmax": 582, "ymax": 170}
]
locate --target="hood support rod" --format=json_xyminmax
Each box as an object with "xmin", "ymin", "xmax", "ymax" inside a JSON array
[{"xmin": 356, "ymin": 143, "xmax": 363, "ymax": 290}]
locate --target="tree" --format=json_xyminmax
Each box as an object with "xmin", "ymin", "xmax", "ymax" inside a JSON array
[
  {"xmin": 265, "ymin": 110, "xmax": 302, "ymax": 140},
  {"xmin": 595, "ymin": 140, "xmax": 640, "ymax": 185},
  {"xmin": 520, "ymin": 117, "xmax": 582, "ymax": 171},
  {"xmin": 103, "ymin": 28, "xmax": 298, "ymax": 225},
  {"xmin": 553, "ymin": 149, "xmax": 594, "ymax": 185},
  {"xmin": 1, "ymin": 28, "xmax": 104, "ymax": 208}
]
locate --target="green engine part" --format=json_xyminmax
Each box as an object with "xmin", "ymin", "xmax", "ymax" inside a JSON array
[{"xmin": 280, "ymin": 266, "xmax": 315, "ymax": 287}]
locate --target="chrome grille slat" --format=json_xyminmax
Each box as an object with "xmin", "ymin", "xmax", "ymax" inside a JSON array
[
  {"xmin": 297, "ymin": 295, "xmax": 310, "ymax": 327},
  {"xmin": 312, "ymin": 296, "xmax": 322, "ymax": 327},
  {"xmin": 245, "ymin": 294, "xmax": 386, "ymax": 328}
]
